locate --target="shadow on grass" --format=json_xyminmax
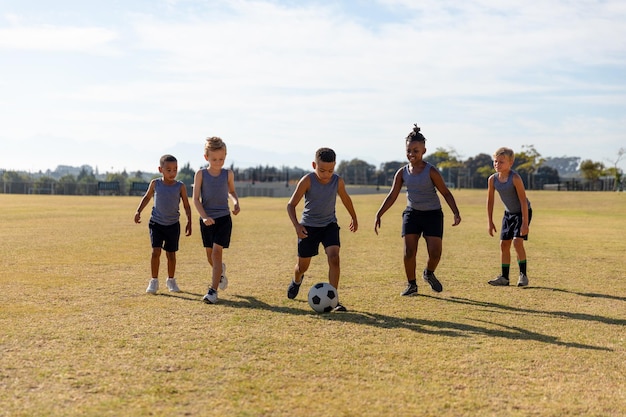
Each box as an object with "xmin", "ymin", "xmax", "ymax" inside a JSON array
[
  {"xmin": 522, "ymin": 286, "xmax": 626, "ymax": 302},
  {"xmin": 218, "ymin": 295, "xmax": 612, "ymax": 351},
  {"xmin": 444, "ymin": 295, "xmax": 626, "ymax": 327}
]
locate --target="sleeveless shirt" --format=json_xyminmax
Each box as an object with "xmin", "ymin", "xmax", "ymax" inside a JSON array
[
  {"xmin": 151, "ymin": 179, "xmax": 183, "ymax": 226},
  {"xmin": 403, "ymin": 163, "xmax": 442, "ymax": 211},
  {"xmin": 301, "ymin": 173, "xmax": 338, "ymax": 227},
  {"xmin": 200, "ymin": 169, "xmax": 230, "ymax": 219},
  {"xmin": 493, "ymin": 170, "xmax": 531, "ymax": 213}
]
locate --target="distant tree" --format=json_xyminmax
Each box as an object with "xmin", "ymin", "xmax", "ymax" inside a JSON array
[
  {"xmin": 464, "ymin": 153, "xmax": 493, "ymax": 189},
  {"xmin": 427, "ymin": 147, "xmax": 463, "ymax": 186},
  {"xmin": 579, "ymin": 159, "xmax": 605, "ymax": 190},
  {"xmin": 514, "ymin": 145, "xmax": 544, "ymax": 190},
  {"xmin": 177, "ymin": 163, "xmax": 195, "ymax": 196},
  {"xmin": 378, "ymin": 161, "xmax": 404, "ymax": 187},
  {"xmin": 57, "ymin": 174, "xmax": 77, "ymax": 195},
  {"xmin": 534, "ymin": 165, "xmax": 560, "ymax": 189},
  {"xmin": 336, "ymin": 159, "xmax": 375, "ymax": 185},
  {"xmin": 605, "ymin": 148, "xmax": 625, "ymax": 191},
  {"xmin": 2, "ymin": 170, "xmax": 31, "ymax": 194},
  {"xmin": 33, "ymin": 176, "xmax": 56, "ymax": 194}
]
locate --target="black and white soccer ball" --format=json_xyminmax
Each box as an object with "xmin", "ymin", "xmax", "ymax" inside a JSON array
[{"xmin": 307, "ymin": 282, "xmax": 339, "ymax": 313}]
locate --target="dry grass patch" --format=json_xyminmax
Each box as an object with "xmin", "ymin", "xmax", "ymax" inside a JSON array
[{"xmin": 1, "ymin": 192, "xmax": 624, "ymax": 416}]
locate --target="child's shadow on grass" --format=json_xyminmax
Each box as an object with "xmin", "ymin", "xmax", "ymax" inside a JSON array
[
  {"xmin": 220, "ymin": 295, "xmax": 612, "ymax": 352},
  {"xmin": 523, "ymin": 286, "xmax": 626, "ymax": 302}
]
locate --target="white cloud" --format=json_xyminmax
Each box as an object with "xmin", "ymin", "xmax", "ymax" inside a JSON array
[{"xmin": 1, "ymin": 0, "xmax": 625, "ymax": 173}]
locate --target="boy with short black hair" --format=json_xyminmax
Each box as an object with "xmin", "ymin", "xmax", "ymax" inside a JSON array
[
  {"xmin": 286, "ymin": 147, "xmax": 358, "ymax": 312},
  {"xmin": 134, "ymin": 154, "xmax": 192, "ymax": 294}
]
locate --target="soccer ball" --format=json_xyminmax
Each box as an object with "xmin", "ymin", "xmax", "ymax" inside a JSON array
[{"xmin": 307, "ymin": 282, "xmax": 339, "ymax": 313}]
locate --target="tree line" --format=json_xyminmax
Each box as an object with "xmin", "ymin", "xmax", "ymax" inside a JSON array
[{"xmin": 1, "ymin": 145, "xmax": 623, "ymax": 195}]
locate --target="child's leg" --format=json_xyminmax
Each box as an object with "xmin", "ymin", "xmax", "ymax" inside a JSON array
[
  {"xmin": 151, "ymin": 247, "xmax": 161, "ymax": 278},
  {"xmin": 165, "ymin": 251, "xmax": 176, "ymax": 278},
  {"xmin": 513, "ymin": 238, "xmax": 527, "ymax": 274},
  {"xmin": 403, "ymin": 234, "xmax": 419, "ymax": 282},
  {"xmin": 325, "ymin": 245, "xmax": 340, "ymax": 289},
  {"xmin": 210, "ymin": 244, "xmax": 224, "ymax": 290},
  {"xmin": 424, "ymin": 236, "xmax": 442, "ymax": 272},
  {"xmin": 500, "ymin": 239, "xmax": 512, "ymax": 278},
  {"xmin": 294, "ymin": 256, "xmax": 311, "ymax": 284}
]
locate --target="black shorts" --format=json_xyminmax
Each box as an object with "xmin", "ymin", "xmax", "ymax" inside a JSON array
[
  {"xmin": 297, "ymin": 222, "xmax": 340, "ymax": 258},
  {"xmin": 200, "ymin": 215, "xmax": 232, "ymax": 248},
  {"xmin": 402, "ymin": 208, "xmax": 444, "ymax": 238},
  {"xmin": 501, "ymin": 208, "xmax": 532, "ymax": 240},
  {"xmin": 149, "ymin": 221, "xmax": 180, "ymax": 252}
]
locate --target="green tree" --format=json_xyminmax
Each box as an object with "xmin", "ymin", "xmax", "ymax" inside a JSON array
[
  {"xmin": 579, "ymin": 159, "xmax": 605, "ymax": 190},
  {"xmin": 336, "ymin": 159, "xmax": 375, "ymax": 185},
  {"xmin": 514, "ymin": 145, "xmax": 544, "ymax": 190},
  {"xmin": 57, "ymin": 174, "xmax": 77, "ymax": 195}
]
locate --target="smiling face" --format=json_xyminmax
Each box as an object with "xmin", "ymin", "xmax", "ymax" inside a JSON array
[
  {"xmin": 493, "ymin": 153, "xmax": 514, "ymax": 173},
  {"xmin": 406, "ymin": 140, "xmax": 426, "ymax": 165}
]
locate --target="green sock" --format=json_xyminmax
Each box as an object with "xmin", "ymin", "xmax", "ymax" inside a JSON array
[
  {"xmin": 518, "ymin": 260, "xmax": 527, "ymax": 275},
  {"xmin": 502, "ymin": 264, "xmax": 510, "ymax": 279}
]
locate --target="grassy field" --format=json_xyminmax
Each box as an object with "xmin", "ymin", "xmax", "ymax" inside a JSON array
[{"xmin": 1, "ymin": 190, "xmax": 625, "ymax": 417}]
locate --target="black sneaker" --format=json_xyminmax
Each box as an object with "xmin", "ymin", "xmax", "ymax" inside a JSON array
[
  {"xmin": 333, "ymin": 303, "xmax": 347, "ymax": 312},
  {"xmin": 401, "ymin": 282, "xmax": 418, "ymax": 296},
  {"xmin": 423, "ymin": 270, "xmax": 443, "ymax": 292},
  {"xmin": 287, "ymin": 278, "xmax": 302, "ymax": 299}
]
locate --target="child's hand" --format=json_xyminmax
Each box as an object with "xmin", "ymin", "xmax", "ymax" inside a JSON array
[
  {"xmin": 295, "ymin": 224, "xmax": 308, "ymax": 239},
  {"xmin": 350, "ymin": 218, "xmax": 358, "ymax": 232},
  {"xmin": 232, "ymin": 203, "xmax": 240, "ymax": 215},
  {"xmin": 185, "ymin": 222, "xmax": 192, "ymax": 236},
  {"xmin": 452, "ymin": 213, "xmax": 461, "ymax": 226},
  {"xmin": 203, "ymin": 217, "xmax": 215, "ymax": 226},
  {"xmin": 134, "ymin": 212, "xmax": 141, "ymax": 223},
  {"xmin": 374, "ymin": 217, "xmax": 381, "ymax": 235},
  {"xmin": 521, "ymin": 224, "xmax": 529, "ymax": 236},
  {"xmin": 488, "ymin": 222, "xmax": 497, "ymax": 236}
]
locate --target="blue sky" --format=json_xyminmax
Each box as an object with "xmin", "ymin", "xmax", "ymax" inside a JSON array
[{"xmin": 1, "ymin": 0, "xmax": 625, "ymax": 174}]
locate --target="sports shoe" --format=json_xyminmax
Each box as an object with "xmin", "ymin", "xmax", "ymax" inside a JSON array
[
  {"xmin": 287, "ymin": 277, "xmax": 303, "ymax": 299},
  {"xmin": 423, "ymin": 269, "xmax": 443, "ymax": 292},
  {"xmin": 219, "ymin": 263, "xmax": 228, "ymax": 290},
  {"xmin": 401, "ymin": 282, "xmax": 418, "ymax": 296},
  {"xmin": 146, "ymin": 278, "xmax": 159, "ymax": 294},
  {"xmin": 488, "ymin": 275, "xmax": 510, "ymax": 286},
  {"xmin": 202, "ymin": 288, "xmax": 218, "ymax": 304},
  {"xmin": 517, "ymin": 273, "xmax": 529, "ymax": 287},
  {"xmin": 166, "ymin": 278, "xmax": 180, "ymax": 292},
  {"xmin": 333, "ymin": 303, "xmax": 347, "ymax": 312}
]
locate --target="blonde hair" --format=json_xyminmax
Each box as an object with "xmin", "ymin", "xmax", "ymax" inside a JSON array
[
  {"xmin": 493, "ymin": 147, "xmax": 515, "ymax": 161},
  {"xmin": 204, "ymin": 136, "xmax": 227, "ymax": 156}
]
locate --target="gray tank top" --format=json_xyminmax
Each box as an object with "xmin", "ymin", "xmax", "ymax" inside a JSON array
[
  {"xmin": 151, "ymin": 179, "xmax": 183, "ymax": 226},
  {"xmin": 493, "ymin": 170, "xmax": 531, "ymax": 213},
  {"xmin": 200, "ymin": 169, "xmax": 230, "ymax": 219},
  {"xmin": 403, "ymin": 163, "xmax": 441, "ymax": 211},
  {"xmin": 301, "ymin": 173, "xmax": 338, "ymax": 227}
]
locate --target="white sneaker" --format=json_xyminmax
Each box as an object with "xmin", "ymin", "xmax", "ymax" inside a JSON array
[
  {"xmin": 219, "ymin": 263, "xmax": 228, "ymax": 290},
  {"xmin": 202, "ymin": 288, "xmax": 218, "ymax": 304},
  {"xmin": 517, "ymin": 273, "xmax": 529, "ymax": 287},
  {"xmin": 146, "ymin": 278, "xmax": 159, "ymax": 294},
  {"xmin": 166, "ymin": 278, "xmax": 181, "ymax": 292}
]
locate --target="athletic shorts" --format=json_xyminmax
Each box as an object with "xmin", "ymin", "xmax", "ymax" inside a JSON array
[
  {"xmin": 402, "ymin": 208, "xmax": 444, "ymax": 238},
  {"xmin": 149, "ymin": 220, "xmax": 180, "ymax": 252},
  {"xmin": 200, "ymin": 215, "xmax": 232, "ymax": 248},
  {"xmin": 500, "ymin": 208, "xmax": 533, "ymax": 241},
  {"xmin": 297, "ymin": 222, "xmax": 340, "ymax": 258}
]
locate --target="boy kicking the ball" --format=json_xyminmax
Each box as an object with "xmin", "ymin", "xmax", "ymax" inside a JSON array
[
  {"xmin": 134, "ymin": 154, "xmax": 192, "ymax": 294},
  {"xmin": 286, "ymin": 147, "xmax": 358, "ymax": 312}
]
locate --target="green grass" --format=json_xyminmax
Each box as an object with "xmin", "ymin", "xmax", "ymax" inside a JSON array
[{"xmin": 1, "ymin": 191, "xmax": 625, "ymax": 416}]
